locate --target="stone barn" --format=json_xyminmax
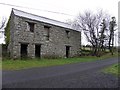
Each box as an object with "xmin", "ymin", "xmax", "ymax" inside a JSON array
[{"xmin": 5, "ymin": 8, "xmax": 81, "ymax": 59}]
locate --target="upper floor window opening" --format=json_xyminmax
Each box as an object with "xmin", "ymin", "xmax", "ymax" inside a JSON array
[
  {"xmin": 66, "ymin": 30, "xmax": 70, "ymax": 38},
  {"xmin": 27, "ymin": 22, "xmax": 35, "ymax": 32},
  {"xmin": 44, "ymin": 25, "xmax": 51, "ymax": 40}
]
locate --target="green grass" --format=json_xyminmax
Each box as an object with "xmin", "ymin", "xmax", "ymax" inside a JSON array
[
  {"xmin": 1, "ymin": 52, "xmax": 118, "ymax": 70},
  {"xmin": 103, "ymin": 63, "xmax": 119, "ymax": 76}
]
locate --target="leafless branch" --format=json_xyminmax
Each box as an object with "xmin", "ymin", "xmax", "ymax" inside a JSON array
[{"xmin": 0, "ymin": 17, "xmax": 7, "ymax": 30}]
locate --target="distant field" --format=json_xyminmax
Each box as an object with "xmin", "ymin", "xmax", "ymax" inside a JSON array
[
  {"xmin": 1, "ymin": 52, "xmax": 118, "ymax": 70},
  {"xmin": 81, "ymin": 46, "xmax": 110, "ymax": 51}
]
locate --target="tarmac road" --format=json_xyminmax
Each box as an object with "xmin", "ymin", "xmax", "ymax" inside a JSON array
[{"xmin": 2, "ymin": 57, "xmax": 118, "ymax": 88}]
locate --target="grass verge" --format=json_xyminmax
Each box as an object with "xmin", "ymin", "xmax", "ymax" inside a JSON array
[
  {"xmin": 1, "ymin": 52, "xmax": 118, "ymax": 70},
  {"xmin": 103, "ymin": 63, "xmax": 119, "ymax": 76}
]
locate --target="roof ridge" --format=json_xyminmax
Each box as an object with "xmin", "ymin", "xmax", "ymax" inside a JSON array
[
  {"xmin": 11, "ymin": 8, "xmax": 78, "ymax": 31},
  {"xmin": 12, "ymin": 8, "xmax": 71, "ymax": 26}
]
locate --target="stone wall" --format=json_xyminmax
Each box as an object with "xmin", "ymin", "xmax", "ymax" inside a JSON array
[{"xmin": 8, "ymin": 13, "xmax": 81, "ymax": 59}]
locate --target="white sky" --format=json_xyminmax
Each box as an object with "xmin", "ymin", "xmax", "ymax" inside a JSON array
[{"xmin": 0, "ymin": 0, "xmax": 119, "ymax": 45}]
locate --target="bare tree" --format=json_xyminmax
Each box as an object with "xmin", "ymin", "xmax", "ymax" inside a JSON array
[
  {"xmin": 0, "ymin": 17, "xmax": 6, "ymax": 30},
  {"xmin": 108, "ymin": 17, "xmax": 117, "ymax": 55},
  {"xmin": 71, "ymin": 10, "xmax": 110, "ymax": 56},
  {"xmin": 97, "ymin": 19, "xmax": 107, "ymax": 55},
  {"xmin": 0, "ymin": 17, "xmax": 6, "ymax": 39}
]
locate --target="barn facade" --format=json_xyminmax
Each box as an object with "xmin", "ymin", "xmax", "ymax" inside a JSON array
[{"xmin": 6, "ymin": 8, "xmax": 81, "ymax": 59}]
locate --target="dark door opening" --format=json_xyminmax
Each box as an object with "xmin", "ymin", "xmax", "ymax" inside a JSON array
[
  {"xmin": 35, "ymin": 45, "xmax": 41, "ymax": 58},
  {"xmin": 66, "ymin": 46, "xmax": 70, "ymax": 58},
  {"xmin": 21, "ymin": 44, "xmax": 28, "ymax": 58}
]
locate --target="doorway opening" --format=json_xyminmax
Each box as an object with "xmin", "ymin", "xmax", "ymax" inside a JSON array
[
  {"xmin": 35, "ymin": 44, "xmax": 41, "ymax": 58},
  {"xmin": 66, "ymin": 46, "xmax": 70, "ymax": 58},
  {"xmin": 21, "ymin": 44, "xmax": 28, "ymax": 58}
]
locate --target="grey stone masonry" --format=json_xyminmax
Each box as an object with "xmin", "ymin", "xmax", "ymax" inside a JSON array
[{"xmin": 7, "ymin": 8, "xmax": 81, "ymax": 59}]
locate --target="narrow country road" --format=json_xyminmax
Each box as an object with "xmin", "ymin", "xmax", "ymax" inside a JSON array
[{"xmin": 2, "ymin": 57, "xmax": 118, "ymax": 88}]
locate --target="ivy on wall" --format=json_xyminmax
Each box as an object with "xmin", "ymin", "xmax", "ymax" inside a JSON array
[{"xmin": 4, "ymin": 19, "xmax": 10, "ymax": 45}]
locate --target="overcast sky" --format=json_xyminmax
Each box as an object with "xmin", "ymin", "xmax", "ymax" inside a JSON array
[{"xmin": 0, "ymin": 0, "xmax": 119, "ymax": 45}]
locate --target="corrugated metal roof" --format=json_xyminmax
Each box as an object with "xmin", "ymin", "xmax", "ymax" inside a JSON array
[{"xmin": 12, "ymin": 8, "xmax": 78, "ymax": 31}]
